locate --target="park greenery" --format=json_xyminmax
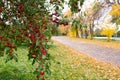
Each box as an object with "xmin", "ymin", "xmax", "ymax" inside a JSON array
[
  {"xmin": 0, "ymin": 0, "xmax": 120, "ymax": 80},
  {"xmin": 58, "ymin": 0, "xmax": 120, "ymax": 41}
]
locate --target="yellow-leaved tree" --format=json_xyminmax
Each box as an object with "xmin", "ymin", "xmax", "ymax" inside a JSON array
[
  {"xmin": 110, "ymin": 4, "xmax": 120, "ymax": 25},
  {"xmin": 110, "ymin": 4, "xmax": 120, "ymax": 17},
  {"xmin": 109, "ymin": 4, "xmax": 120, "ymax": 37},
  {"xmin": 101, "ymin": 26, "xmax": 116, "ymax": 41}
]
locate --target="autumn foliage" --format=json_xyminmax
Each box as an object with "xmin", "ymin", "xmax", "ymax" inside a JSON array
[
  {"xmin": 101, "ymin": 26, "xmax": 115, "ymax": 41},
  {"xmin": 110, "ymin": 4, "xmax": 120, "ymax": 17}
]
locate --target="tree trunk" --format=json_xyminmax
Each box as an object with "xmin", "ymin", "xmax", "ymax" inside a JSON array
[
  {"xmin": 107, "ymin": 36, "xmax": 111, "ymax": 42},
  {"xmin": 80, "ymin": 28, "xmax": 83, "ymax": 38},
  {"xmin": 76, "ymin": 30, "xmax": 79, "ymax": 38},
  {"xmin": 117, "ymin": 0, "xmax": 120, "ymax": 4},
  {"xmin": 89, "ymin": 24, "xmax": 94, "ymax": 40},
  {"xmin": 85, "ymin": 29, "xmax": 88, "ymax": 39}
]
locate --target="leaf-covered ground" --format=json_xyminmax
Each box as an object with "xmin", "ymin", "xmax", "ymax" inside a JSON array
[
  {"xmin": 48, "ymin": 41, "xmax": 120, "ymax": 80},
  {"xmin": 0, "ymin": 41, "xmax": 120, "ymax": 80}
]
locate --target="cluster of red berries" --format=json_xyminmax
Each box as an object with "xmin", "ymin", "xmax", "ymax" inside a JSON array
[
  {"xmin": 18, "ymin": 4, "xmax": 24, "ymax": 13},
  {"xmin": 36, "ymin": 71, "xmax": 45, "ymax": 80},
  {"xmin": 0, "ymin": 36, "xmax": 3, "ymax": 40},
  {"xmin": 41, "ymin": 47, "xmax": 47, "ymax": 55},
  {"xmin": 0, "ymin": 8, "xmax": 3, "ymax": 13},
  {"xmin": 0, "ymin": 36, "xmax": 3, "ymax": 44},
  {"xmin": 5, "ymin": 41, "xmax": 16, "ymax": 56},
  {"xmin": 51, "ymin": 13, "xmax": 69, "ymax": 26},
  {"xmin": 52, "ymin": 13, "xmax": 59, "ymax": 24}
]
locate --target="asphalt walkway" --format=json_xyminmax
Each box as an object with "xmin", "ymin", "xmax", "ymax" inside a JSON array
[{"xmin": 52, "ymin": 36, "xmax": 120, "ymax": 67}]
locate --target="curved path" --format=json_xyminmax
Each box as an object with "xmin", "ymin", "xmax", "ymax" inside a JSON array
[{"xmin": 52, "ymin": 36, "xmax": 120, "ymax": 67}]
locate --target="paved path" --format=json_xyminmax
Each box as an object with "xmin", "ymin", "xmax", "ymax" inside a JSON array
[{"xmin": 52, "ymin": 36, "xmax": 120, "ymax": 67}]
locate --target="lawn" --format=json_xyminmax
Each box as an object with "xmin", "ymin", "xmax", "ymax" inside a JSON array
[
  {"xmin": 0, "ymin": 46, "xmax": 37, "ymax": 80},
  {"xmin": 0, "ymin": 41, "xmax": 120, "ymax": 80}
]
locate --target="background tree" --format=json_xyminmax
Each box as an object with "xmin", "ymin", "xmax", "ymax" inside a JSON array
[
  {"xmin": 101, "ymin": 26, "xmax": 116, "ymax": 41},
  {"xmin": 85, "ymin": 0, "xmax": 102, "ymax": 39},
  {"xmin": 71, "ymin": 18, "xmax": 80, "ymax": 38},
  {"xmin": 110, "ymin": 3, "xmax": 120, "ymax": 37}
]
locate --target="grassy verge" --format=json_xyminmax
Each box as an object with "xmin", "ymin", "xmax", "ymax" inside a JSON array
[
  {"xmin": 67, "ymin": 37, "xmax": 120, "ymax": 49},
  {"xmin": 0, "ymin": 42, "xmax": 120, "ymax": 80}
]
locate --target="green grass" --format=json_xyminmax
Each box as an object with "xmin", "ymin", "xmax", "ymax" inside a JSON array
[
  {"xmin": 0, "ymin": 42, "xmax": 120, "ymax": 80},
  {"xmin": 79, "ymin": 37, "xmax": 120, "ymax": 43},
  {"xmin": 0, "ymin": 47, "xmax": 36, "ymax": 80},
  {"xmin": 93, "ymin": 38, "xmax": 120, "ymax": 43}
]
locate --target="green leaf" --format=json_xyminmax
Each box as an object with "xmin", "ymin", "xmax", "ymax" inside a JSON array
[
  {"xmin": 46, "ymin": 69, "xmax": 51, "ymax": 75},
  {"xmin": 13, "ymin": 54, "xmax": 18, "ymax": 62},
  {"xmin": 80, "ymin": 0, "xmax": 85, "ymax": 6},
  {"xmin": 32, "ymin": 59, "xmax": 36, "ymax": 65},
  {"xmin": 0, "ymin": 51, "xmax": 4, "ymax": 57},
  {"xmin": 0, "ymin": 44, "xmax": 5, "ymax": 51},
  {"xmin": 36, "ymin": 39, "xmax": 40, "ymax": 46},
  {"xmin": 4, "ymin": 47, "xmax": 10, "ymax": 54},
  {"xmin": 27, "ymin": 54, "xmax": 32, "ymax": 60},
  {"xmin": 5, "ymin": 56, "xmax": 13, "ymax": 63},
  {"xmin": 33, "ymin": 70, "xmax": 39, "ymax": 74},
  {"xmin": 46, "ymin": 53, "xmax": 50, "ymax": 60},
  {"xmin": 39, "ymin": 65, "xmax": 43, "ymax": 71}
]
